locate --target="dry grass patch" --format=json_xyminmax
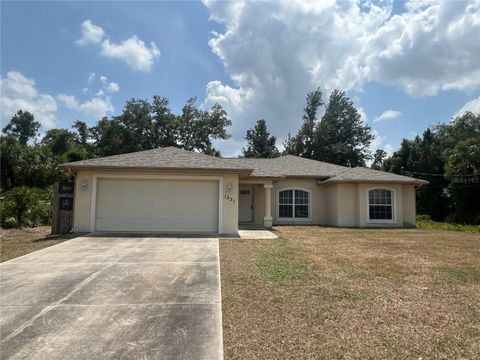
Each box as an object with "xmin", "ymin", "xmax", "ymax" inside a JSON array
[
  {"xmin": 220, "ymin": 226, "xmax": 480, "ymax": 359},
  {"xmin": 0, "ymin": 226, "xmax": 74, "ymax": 262}
]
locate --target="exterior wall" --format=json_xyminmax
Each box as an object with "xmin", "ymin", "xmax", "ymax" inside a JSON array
[
  {"xmin": 324, "ymin": 182, "xmax": 417, "ymax": 228},
  {"xmin": 324, "ymin": 183, "xmax": 358, "ymax": 227},
  {"xmin": 252, "ymin": 185, "xmax": 265, "ymax": 226},
  {"xmin": 402, "ymin": 185, "xmax": 417, "ymax": 227},
  {"xmin": 72, "ymin": 170, "xmax": 239, "ymax": 234},
  {"xmin": 336, "ymin": 183, "xmax": 358, "ymax": 227},
  {"xmin": 73, "ymin": 171, "xmax": 95, "ymax": 233},
  {"xmin": 222, "ymin": 174, "xmax": 240, "ymax": 234},
  {"xmin": 325, "ymin": 184, "xmax": 338, "ymax": 226},
  {"xmin": 272, "ymin": 179, "xmax": 327, "ymax": 225}
]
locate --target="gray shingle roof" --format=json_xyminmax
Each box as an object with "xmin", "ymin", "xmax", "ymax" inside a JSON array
[
  {"xmin": 225, "ymin": 155, "xmax": 349, "ymax": 178},
  {"xmin": 59, "ymin": 147, "xmax": 428, "ymax": 185},
  {"xmin": 322, "ymin": 167, "xmax": 429, "ymax": 185},
  {"xmin": 58, "ymin": 147, "xmax": 252, "ymax": 173}
]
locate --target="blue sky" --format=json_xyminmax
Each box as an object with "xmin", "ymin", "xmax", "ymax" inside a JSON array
[{"xmin": 1, "ymin": 0, "xmax": 479, "ymax": 156}]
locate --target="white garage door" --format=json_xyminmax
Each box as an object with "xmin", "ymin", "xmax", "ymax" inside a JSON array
[{"xmin": 94, "ymin": 178, "xmax": 219, "ymax": 232}]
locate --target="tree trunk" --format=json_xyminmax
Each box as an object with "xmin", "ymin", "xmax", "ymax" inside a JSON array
[{"xmin": 17, "ymin": 208, "xmax": 24, "ymax": 227}]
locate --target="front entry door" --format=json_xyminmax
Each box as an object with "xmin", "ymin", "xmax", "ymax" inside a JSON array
[{"xmin": 239, "ymin": 186, "xmax": 253, "ymax": 223}]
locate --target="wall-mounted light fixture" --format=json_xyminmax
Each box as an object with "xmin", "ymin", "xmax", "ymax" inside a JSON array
[
  {"xmin": 226, "ymin": 183, "xmax": 232, "ymax": 193},
  {"xmin": 81, "ymin": 180, "xmax": 88, "ymax": 191}
]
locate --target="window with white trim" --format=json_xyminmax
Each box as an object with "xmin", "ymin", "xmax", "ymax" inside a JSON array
[
  {"xmin": 278, "ymin": 189, "xmax": 310, "ymax": 219},
  {"xmin": 368, "ymin": 189, "xmax": 394, "ymax": 221}
]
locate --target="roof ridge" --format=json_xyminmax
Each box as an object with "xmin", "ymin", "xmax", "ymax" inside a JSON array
[
  {"xmin": 58, "ymin": 146, "xmax": 254, "ymax": 171},
  {"xmin": 280, "ymin": 155, "xmax": 350, "ymax": 168}
]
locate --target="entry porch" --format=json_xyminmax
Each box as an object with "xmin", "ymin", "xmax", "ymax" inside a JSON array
[{"xmin": 238, "ymin": 180, "xmax": 273, "ymax": 229}]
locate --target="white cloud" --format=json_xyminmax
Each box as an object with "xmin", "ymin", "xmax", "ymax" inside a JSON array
[
  {"xmin": 384, "ymin": 144, "xmax": 395, "ymax": 156},
  {"xmin": 0, "ymin": 71, "xmax": 57, "ymax": 129},
  {"xmin": 106, "ymin": 82, "xmax": 120, "ymax": 93},
  {"xmin": 202, "ymin": 0, "xmax": 480, "ymax": 150},
  {"xmin": 76, "ymin": 20, "xmax": 105, "ymax": 45},
  {"xmin": 1, "ymin": 70, "xmax": 117, "ymax": 129},
  {"xmin": 374, "ymin": 110, "xmax": 402, "ymax": 122},
  {"xmin": 56, "ymin": 94, "xmax": 78, "ymax": 109},
  {"xmin": 370, "ymin": 129, "xmax": 385, "ymax": 152},
  {"xmin": 100, "ymin": 36, "xmax": 160, "ymax": 72},
  {"xmin": 455, "ymin": 96, "xmax": 480, "ymax": 117},
  {"xmin": 83, "ymin": 74, "xmax": 120, "ymax": 95},
  {"xmin": 357, "ymin": 107, "xmax": 368, "ymax": 124},
  {"xmin": 365, "ymin": 1, "xmax": 480, "ymax": 96},
  {"xmin": 87, "ymin": 72, "xmax": 96, "ymax": 84},
  {"xmin": 76, "ymin": 20, "xmax": 161, "ymax": 72},
  {"xmin": 57, "ymin": 92, "xmax": 113, "ymax": 119}
]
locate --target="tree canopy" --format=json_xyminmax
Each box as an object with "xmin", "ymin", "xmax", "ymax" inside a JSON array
[
  {"xmin": 371, "ymin": 149, "xmax": 387, "ymax": 170},
  {"xmin": 383, "ymin": 112, "xmax": 480, "ymax": 224},
  {"xmin": 92, "ymin": 96, "xmax": 231, "ymax": 157},
  {"xmin": 242, "ymin": 119, "xmax": 280, "ymax": 158},
  {"xmin": 1, "ymin": 96, "xmax": 231, "ymax": 192},
  {"xmin": 284, "ymin": 89, "xmax": 373, "ymax": 166},
  {"xmin": 2, "ymin": 110, "xmax": 40, "ymax": 145}
]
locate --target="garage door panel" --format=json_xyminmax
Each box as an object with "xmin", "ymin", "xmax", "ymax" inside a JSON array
[{"xmin": 95, "ymin": 178, "xmax": 218, "ymax": 232}]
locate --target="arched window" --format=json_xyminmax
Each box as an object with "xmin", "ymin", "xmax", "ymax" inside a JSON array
[
  {"xmin": 368, "ymin": 188, "xmax": 395, "ymax": 222},
  {"xmin": 278, "ymin": 189, "xmax": 310, "ymax": 220}
]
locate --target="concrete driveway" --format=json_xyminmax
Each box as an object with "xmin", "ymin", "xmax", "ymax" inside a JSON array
[{"xmin": 0, "ymin": 234, "xmax": 223, "ymax": 360}]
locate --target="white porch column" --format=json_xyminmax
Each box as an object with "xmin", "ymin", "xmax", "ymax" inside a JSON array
[{"xmin": 264, "ymin": 184, "xmax": 273, "ymax": 228}]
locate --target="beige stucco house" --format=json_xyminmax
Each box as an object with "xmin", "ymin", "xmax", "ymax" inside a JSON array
[{"xmin": 59, "ymin": 147, "xmax": 428, "ymax": 235}]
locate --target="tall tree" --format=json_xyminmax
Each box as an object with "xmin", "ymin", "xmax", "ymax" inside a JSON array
[
  {"xmin": 284, "ymin": 89, "xmax": 373, "ymax": 166},
  {"xmin": 371, "ymin": 149, "xmax": 387, "ymax": 170},
  {"xmin": 313, "ymin": 90, "xmax": 373, "ymax": 166},
  {"xmin": 242, "ymin": 119, "xmax": 280, "ymax": 158},
  {"xmin": 151, "ymin": 96, "xmax": 177, "ymax": 147},
  {"xmin": 0, "ymin": 136, "xmax": 22, "ymax": 190},
  {"xmin": 90, "ymin": 96, "xmax": 231, "ymax": 157},
  {"xmin": 177, "ymin": 98, "xmax": 231, "ymax": 154},
  {"xmin": 72, "ymin": 120, "xmax": 89, "ymax": 145},
  {"xmin": 42, "ymin": 129, "xmax": 77, "ymax": 156},
  {"xmin": 283, "ymin": 88, "xmax": 323, "ymax": 157},
  {"xmin": 2, "ymin": 110, "xmax": 40, "ymax": 145}
]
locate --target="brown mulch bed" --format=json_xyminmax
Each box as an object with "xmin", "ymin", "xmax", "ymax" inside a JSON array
[{"xmin": 220, "ymin": 226, "xmax": 480, "ymax": 359}]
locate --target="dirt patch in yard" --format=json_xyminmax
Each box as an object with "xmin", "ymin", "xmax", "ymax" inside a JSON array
[
  {"xmin": 220, "ymin": 226, "xmax": 480, "ymax": 359},
  {"xmin": 1, "ymin": 226, "xmax": 75, "ymax": 262}
]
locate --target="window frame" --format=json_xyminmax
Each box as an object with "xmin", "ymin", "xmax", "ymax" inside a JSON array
[
  {"xmin": 366, "ymin": 187, "xmax": 396, "ymax": 224},
  {"xmin": 276, "ymin": 188, "xmax": 312, "ymax": 221}
]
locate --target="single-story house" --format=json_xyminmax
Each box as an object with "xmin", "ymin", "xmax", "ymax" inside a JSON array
[{"xmin": 58, "ymin": 146, "xmax": 428, "ymax": 235}]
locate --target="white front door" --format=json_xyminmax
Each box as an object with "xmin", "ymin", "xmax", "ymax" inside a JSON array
[{"xmin": 239, "ymin": 185, "xmax": 253, "ymax": 223}]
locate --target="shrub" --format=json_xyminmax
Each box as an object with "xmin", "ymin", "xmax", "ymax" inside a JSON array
[
  {"xmin": 2, "ymin": 217, "xmax": 17, "ymax": 228},
  {"xmin": 417, "ymin": 214, "xmax": 431, "ymax": 221},
  {"xmin": 0, "ymin": 186, "xmax": 52, "ymax": 227}
]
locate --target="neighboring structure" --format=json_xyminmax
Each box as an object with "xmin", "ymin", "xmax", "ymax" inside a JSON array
[{"xmin": 58, "ymin": 147, "xmax": 428, "ymax": 235}]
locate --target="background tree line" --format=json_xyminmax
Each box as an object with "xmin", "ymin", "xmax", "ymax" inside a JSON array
[
  {"xmin": 381, "ymin": 112, "xmax": 480, "ymax": 224},
  {"xmin": 242, "ymin": 90, "xmax": 480, "ymax": 225},
  {"xmin": 0, "ymin": 97, "xmax": 231, "ymax": 227},
  {"xmin": 1, "ymin": 88, "xmax": 479, "ymax": 228}
]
